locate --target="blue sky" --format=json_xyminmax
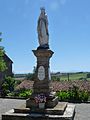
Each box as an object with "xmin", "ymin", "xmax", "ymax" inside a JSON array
[{"xmin": 0, "ymin": 0, "xmax": 90, "ymax": 73}]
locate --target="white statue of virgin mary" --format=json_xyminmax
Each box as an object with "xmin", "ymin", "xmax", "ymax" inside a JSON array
[{"xmin": 37, "ymin": 7, "xmax": 49, "ymax": 49}]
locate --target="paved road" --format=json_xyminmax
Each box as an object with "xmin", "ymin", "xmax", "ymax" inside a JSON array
[
  {"xmin": 0, "ymin": 98, "xmax": 90, "ymax": 120},
  {"xmin": 74, "ymin": 103, "xmax": 90, "ymax": 120},
  {"xmin": 0, "ymin": 98, "xmax": 26, "ymax": 120}
]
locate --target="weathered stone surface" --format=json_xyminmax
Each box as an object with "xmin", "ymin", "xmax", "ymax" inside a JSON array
[
  {"xmin": 37, "ymin": 8, "xmax": 49, "ymax": 48},
  {"xmin": 26, "ymin": 49, "xmax": 57, "ymax": 109},
  {"xmin": 46, "ymin": 102, "xmax": 67, "ymax": 115},
  {"xmin": 32, "ymin": 49, "xmax": 54, "ymax": 95},
  {"xmin": 2, "ymin": 103, "xmax": 75, "ymax": 120},
  {"xmin": 26, "ymin": 95, "xmax": 58, "ymax": 109},
  {"xmin": 27, "ymin": 102, "xmax": 66, "ymax": 115},
  {"xmin": 46, "ymin": 96, "xmax": 58, "ymax": 108}
]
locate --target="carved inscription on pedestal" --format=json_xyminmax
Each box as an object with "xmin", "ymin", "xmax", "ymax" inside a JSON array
[{"xmin": 38, "ymin": 66, "xmax": 45, "ymax": 80}]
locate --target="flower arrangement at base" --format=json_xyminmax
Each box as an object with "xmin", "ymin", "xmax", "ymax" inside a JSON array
[{"xmin": 35, "ymin": 93, "xmax": 47, "ymax": 104}]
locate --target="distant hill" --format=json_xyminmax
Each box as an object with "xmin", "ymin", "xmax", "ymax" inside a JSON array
[
  {"xmin": 14, "ymin": 74, "xmax": 27, "ymax": 78},
  {"xmin": 51, "ymin": 72, "xmax": 90, "ymax": 81}
]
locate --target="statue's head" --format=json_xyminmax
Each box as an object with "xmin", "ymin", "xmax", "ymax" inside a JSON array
[{"xmin": 40, "ymin": 7, "xmax": 45, "ymax": 14}]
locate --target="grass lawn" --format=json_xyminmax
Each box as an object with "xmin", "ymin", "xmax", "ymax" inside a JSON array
[{"xmin": 52, "ymin": 72, "xmax": 90, "ymax": 81}]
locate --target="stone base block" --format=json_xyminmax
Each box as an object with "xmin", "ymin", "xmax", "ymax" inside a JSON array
[
  {"xmin": 28, "ymin": 102, "xmax": 67, "ymax": 115},
  {"xmin": 2, "ymin": 103, "xmax": 75, "ymax": 120},
  {"xmin": 46, "ymin": 102, "xmax": 67, "ymax": 115},
  {"xmin": 26, "ymin": 92, "xmax": 58, "ymax": 109},
  {"xmin": 46, "ymin": 96, "xmax": 58, "ymax": 108},
  {"xmin": 26, "ymin": 96, "xmax": 58, "ymax": 109}
]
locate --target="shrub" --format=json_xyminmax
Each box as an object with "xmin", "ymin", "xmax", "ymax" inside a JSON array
[
  {"xmin": 7, "ymin": 89, "xmax": 32, "ymax": 98},
  {"xmin": 79, "ymin": 91, "xmax": 89, "ymax": 102},
  {"xmin": 87, "ymin": 73, "xmax": 90, "ymax": 78},
  {"xmin": 56, "ymin": 85, "xmax": 89, "ymax": 102},
  {"xmin": 19, "ymin": 89, "xmax": 32, "ymax": 98},
  {"xmin": 79, "ymin": 77, "xmax": 84, "ymax": 80},
  {"xmin": 26, "ymin": 73, "xmax": 33, "ymax": 80},
  {"xmin": 56, "ymin": 91, "xmax": 69, "ymax": 101},
  {"xmin": 15, "ymin": 80, "xmax": 22, "ymax": 85},
  {"xmin": 70, "ymin": 85, "xmax": 82, "ymax": 102},
  {"xmin": 1, "ymin": 76, "xmax": 15, "ymax": 97}
]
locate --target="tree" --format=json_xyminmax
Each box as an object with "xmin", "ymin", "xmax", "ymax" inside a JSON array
[
  {"xmin": 67, "ymin": 73, "xmax": 70, "ymax": 81},
  {"xmin": 87, "ymin": 73, "xmax": 90, "ymax": 78},
  {"xmin": 0, "ymin": 32, "xmax": 6, "ymax": 71},
  {"xmin": 26, "ymin": 73, "xmax": 33, "ymax": 80},
  {"xmin": 26, "ymin": 66, "xmax": 36, "ymax": 80}
]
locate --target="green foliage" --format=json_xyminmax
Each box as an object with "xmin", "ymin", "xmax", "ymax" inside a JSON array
[
  {"xmin": 52, "ymin": 72, "xmax": 88, "ymax": 81},
  {"xmin": 56, "ymin": 91, "xmax": 69, "ymax": 101},
  {"xmin": 14, "ymin": 74, "xmax": 26, "ymax": 78},
  {"xmin": 8, "ymin": 89, "xmax": 32, "ymax": 98},
  {"xmin": 5, "ymin": 76, "xmax": 15, "ymax": 91},
  {"xmin": 19, "ymin": 89, "xmax": 32, "ymax": 98},
  {"xmin": 79, "ymin": 91, "xmax": 89, "ymax": 102},
  {"xmin": 26, "ymin": 73, "xmax": 34, "ymax": 80},
  {"xmin": 68, "ymin": 85, "xmax": 85, "ymax": 102},
  {"xmin": 87, "ymin": 73, "xmax": 90, "ymax": 78},
  {"xmin": 1, "ymin": 76, "xmax": 15, "ymax": 97},
  {"xmin": 0, "ymin": 32, "xmax": 2, "ymax": 41},
  {"xmin": 15, "ymin": 80, "xmax": 22, "ymax": 86},
  {"xmin": 1, "ymin": 83, "xmax": 10, "ymax": 96},
  {"xmin": 56, "ymin": 85, "xmax": 89, "ymax": 102},
  {"xmin": 0, "ymin": 32, "xmax": 7, "ymax": 72},
  {"xmin": 25, "ymin": 66, "xmax": 36, "ymax": 80},
  {"xmin": 51, "ymin": 76, "xmax": 60, "ymax": 81}
]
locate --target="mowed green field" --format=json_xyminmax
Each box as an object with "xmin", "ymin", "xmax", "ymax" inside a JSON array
[
  {"xmin": 14, "ymin": 72, "xmax": 90, "ymax": 81},
  {"xmin": 52, "ymin": 72, "xmax": 90, "ymax": 81}
]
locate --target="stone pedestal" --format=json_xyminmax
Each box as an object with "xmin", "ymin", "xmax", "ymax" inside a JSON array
[
  {"xmin": 26, "ymin": 49, "xmax": 58, "ymax": 109},
  {"xmin": 32, "ymin": 49, "xmax": 53, "ymax": 94}
]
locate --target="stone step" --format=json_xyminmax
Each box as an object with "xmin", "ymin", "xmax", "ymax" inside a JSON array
[{"xmin": 2, "ymin": 103, "xmax": 75, "ymax": 120}]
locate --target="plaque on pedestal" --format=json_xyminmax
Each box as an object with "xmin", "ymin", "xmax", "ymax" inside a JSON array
[{"xmin": 38, "ymin": 66, "xmax": 45, "ymax": 80}]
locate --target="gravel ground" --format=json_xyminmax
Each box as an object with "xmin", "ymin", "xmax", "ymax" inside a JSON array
[{"xmin": 0, "ymin": 98, "xmax": 90, "ymax": 120}]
